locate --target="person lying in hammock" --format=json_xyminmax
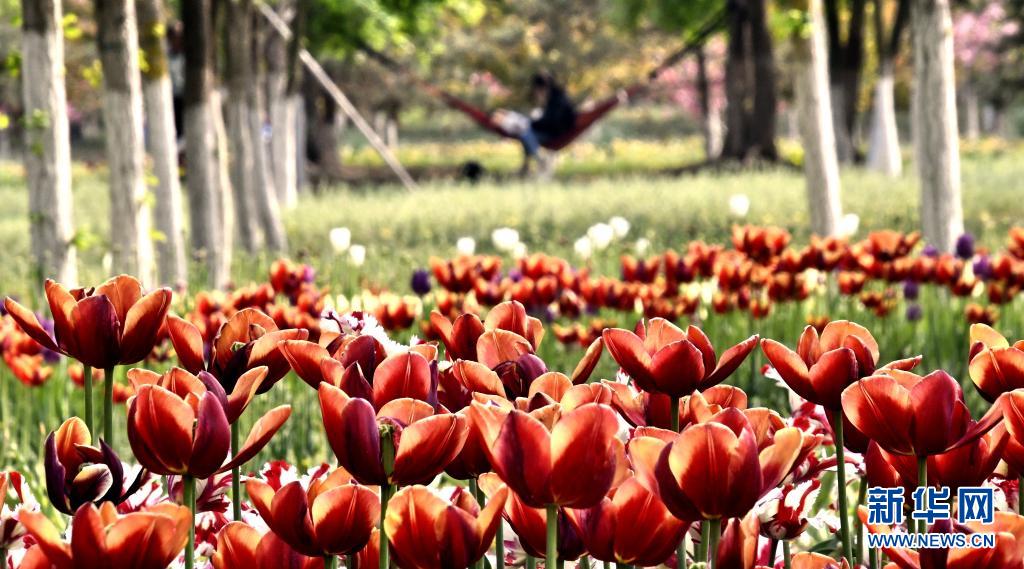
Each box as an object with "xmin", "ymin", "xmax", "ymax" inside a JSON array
[{"xmin": 492, "ymin": 72, "xmax": 577, "ymax": 176}]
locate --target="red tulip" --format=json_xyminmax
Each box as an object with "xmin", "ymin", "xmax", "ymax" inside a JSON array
[
  {"xmin": 281, "ymin": 339, "xmax": 436, "ymax": 407},
  {"xmin": 762, "ymin": 320, "xmax": 920, "ymax": 410},
  {"xmin": 571, "ymin": 476, "xmax": 688, "ymax": 566},
  {"xmin": 212, "ymin": 522, "xmax": 325, "ymax": 569},
  {"xmin": 968, "ymin": 324, "xmax": 1024, "ymax": 401},
  {"xmin": 478, "ymin": 473, "xmax": 588, "ymax": 561},
  {"xmin": 44, "ymin": 417, "xmax": 146, "ymax": 514},
  {"xmin": 715, "ymin": 513, "xmax": 760, "ymax": 569},
  {"xmin": 602, "ymin": 318, "xmax": 758, "ymax": 398},
  {"xmin": 431, "ymin": 300, "xmax": 544, "ymax": 362},
  {"xmin": 655, "ymin": 407, "xmax": 803, "ymax": 521},
  {"xmin": 246, "ymin": 469, "xmax": 378, "ymax": 558},
  {"xmin": 471, "ymin": 400, "xmax": 621, "ymax": 508},
  {"xmin": 168, "ymin": 307, "xmax": 308, "ymax": 394},
  {"xmin": 860, "ymin": 508, "xmax": 1024, "ymax": 569},
  {"xmin": 19, "ymin": 502, "xmax": 190, "ymax": 569},
  {"xmin": 384, "ymin": 484, "xmax": 508, "ymax": 569},
  {"xmin": 785, "ymin": 552, "xmax": 851, "ymax": 569},
  {"xmin": 318, "ymin": 385, "xmax": 468, "ymax": 486},
  {"xmin": 127, "ymin": 376, "xmax": 290, "ymax": 478},
  {"xmin": 865, "ymin": 426, "xmax": 1008, "ymax": 492},
  {"xmin": 841, "ymin": 369, "xmax": 1003, "ymax": 456},
  {"xmin": 5, "ymin": 276, "xmax": 172, "ymax": 369}
]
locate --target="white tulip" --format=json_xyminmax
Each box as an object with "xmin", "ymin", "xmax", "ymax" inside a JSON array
[
  {"xmin": 609, "ymin": 216, "xmax": 630, "ymax": 239},
  {"xmin": 329, "ymin": 227, "xmax": 352, "ymax": 253},
  {"xmin": 635, "ymin": 238, "xmax": 651, "ymax": 255},
  {"xmin": 574, "ymin": 236, "xmax": 593, "ymax": 259},
  {"xmin": 587, "ymin": 223, "xmax": 615, "ymax": 250},
  {"xmin": 349, "ymin": 244, "xmax": 366, "ymax": 266},
  {"xmin": 728, "ymin": 194, "xmax": 750, "ymax": 217},
  {"xmin": 491, "ymin": 227, "xmax": 521, "ymax": 252},
  {"xmin": 839, "ymin": 213, "xmax": 860, "ymax": 237},
  {"xmin": 456, "ymin": 237, "xmax": 476, "ymax": 256},
  {"xmin": 512, "ymin": 242, "xmax": 528, "ymax": 259}
]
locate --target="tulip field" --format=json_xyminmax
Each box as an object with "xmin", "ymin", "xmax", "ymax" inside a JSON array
[{"xmin": 4, "ymin": 150, "xmax": 1024, "ymax": 569}]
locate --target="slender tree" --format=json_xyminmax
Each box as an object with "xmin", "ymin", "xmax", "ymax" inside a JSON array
[
  {"xmin": 225, "ymin": 0, "xmax": 261, "ymax": 253},
  {"xmin": 866, "ymin": 0, "xmax": 908, "ymax": 176},
  {"xmin": 824, "ymin": 0, "xmax": 866, "ymax": 162},
  {"xmin": 251, "ymin": 10, "xmax": 288, "ymax": 251},
  {"xmin": 138, "ymin": 0, "xmax": 188, "ymax": 289},
  {"xmin": 722, "ymin": 0, "xmax": 779, "ymax": 161},
  {"xmin": 267, "ymin": 0, "xmax": 300, "ymax": 208},
  {"xmin": 791, "ymin": 0, "xmax": 844, "ymax": 236},
  {"xmin": 183, "ymin": 0, "xmax": 232, "ymax": 287},
  {"xmin": 21, "ymin": 0, "xmax": 78, "ymax": 286},
  {"xmin": 94, "ymin": 0, "xmax": 155, "ymax": 285},
  {"xmin": 912, "ymin": 0, "xmax": 963, "ymax": 252}
]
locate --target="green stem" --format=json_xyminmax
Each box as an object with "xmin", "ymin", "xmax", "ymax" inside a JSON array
[
  {"xmin": 707, "ymin": 518, "xmax": 721, "ymax": 569},
  {"xmin": 325, "ymin": 555, "xmax": 338, "ymax": 569},
  {"xmin": 854, "ymin": 478, "xmax": 868, "ymax": 566},
  {"xmin": 670, "ymin": 396, "xmax": 681, "ymax": 432},
  {"xmin": 546, "ymin": 504, "xmax": 558, "ymax": 568},
  {"xmin": 184, "ymin": 475, "xmax": 196, "ymax": 569},
  {"xmin": 379, "ymin": 482, "xmax": 393, "ymax": 569},
  {"xmin": 232, "ymin": 422, "xmax": 242, "ymax": 521},
  {"xmin": 670, "ymin": 395, "xmax": 684, "ymax": 569},
  {"xmin": 1018, "ymin": 475, "xmax": 1023, "ymax": 516},
  {"xmin": 868, "ymin": 545, "xmax": 878, "ymax": 569},
  {"xmin": 833, "ymin": 416, "xmax": 853, "ymax": 564},
  {"xmin": 917, "ymin": 455, "xmax": 928, "ymax": 535},
  {"xmin": 469, "ymin": 477, "xmax": 487, "ymax": 569},
  {"xmin": 83, "ymin": 364, "xmax": 94, "ymax": 438},
  {"xmin": 697, "ymin": 520, "xmax": 709, "ymax": 565},
  {"xmin": 496, "ymin": 516, "xmax": 505, "ymax": 569},
  {"xmin": 782, "ymin": 540, "xmax": 792, "ymax": 569},
  {"xmin": 103, "ymin": 367, "xmax": 114, "ymax": 446},
  {"xmin": 526, "ymin": 556, "xmax": 536, "ymax": 569},
  {"xmin": 579, "ymin": 555, "xmax": 590, "ymax": 569}
]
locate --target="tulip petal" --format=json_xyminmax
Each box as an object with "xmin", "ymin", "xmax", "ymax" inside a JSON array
[
  {"xmin": 131, "ymin": 385, "xmax": 195, "ymax": 475},
  {"xmin": 95, "ymin": 275, "xmax": 143, "ymax": 328},
  {"xmin": 311, "ymin": 484, "xmax": 380, "ymax": 555},
  {"xmin": 808, "ymin": 348, "xmax": 858, "ymax": 410},
  {"xmin": 372, "ymin": 352, "xmax": 433, "ymax": 409},
  {"xmin": 269, "ymin": 481, "xmax": 319, "ymax": 557},
  {"xmin": 213, "ymin": 521, "xmax": 261, "ymax": 569},
  {"xmin": 570, "ymin": 336, "xmax": 604, "ymax": 384},
  {"xmin": 491, "ymin": 410, "xmax": 553, "ymax": 508},
  {"xmin": 72, "ymin": 295, "xmax": 122, "ymax": 369},
  {"xmin": 220, "ymin": 405, "xmax": 291, "ymax": 473},
  {"xmin": 649, "ymin": 340, "xmax": 705, "ymax": 397},
  {"xmin": 703, "ymin": 335, "xmax": 759, "ymax": 388},
  {"xmin": 392, "ymin": 413, "xmax": 469, "ymax": 486},
  {"xmin": 970, "ymin": 348, "xmax": 1024, "ymax": 401},
  {"xmin": 550, "ymin": 403, "xmax": 620, "ymax": 508},
  {"xmin": 320, "ymin": 391, "xmax": 386, "ymax": 485},
  {"xmin": 761, "ymin": 339, "xmax": 816, "ymax": 403},
  {"xmin": 166, "ymin": 315, "xmax": 207, "ymax": 374},
  {"xmin": 602, "ymin": 328, "xmax": 653, "ymax": 388},
  {"xmin": 476, "ymin": 330, "xmax": 533, "ymax": 369},
  {"xmin": 189, "ymin": 391, "xmax": 232, "ymax": 478},
  {"xmin": 119, "ymin": 288, "xmax": 172, "ymax": 364},
  {"xmin": 841, "ymin": 376, "xmax": 914, "ymax": 455},
  {"xmin": 4, "ymin": 296, "xmax": 60, "ymax": 352},
  {"xmin": 280, "ymin": 340, "xmax": 332, "ymax": 388}
]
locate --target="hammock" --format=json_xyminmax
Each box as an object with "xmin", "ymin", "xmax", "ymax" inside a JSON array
[
  {"xmin": 433, "ymin": 86, "xmax": 641, "ymax": 152},
  {"xmin": 361, "ymin": 8, "xmax": 727, "ymax": 152}
]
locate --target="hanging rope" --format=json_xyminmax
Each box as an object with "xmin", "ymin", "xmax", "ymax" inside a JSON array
[{"xmin": 258, "ymin": 4, "xmax": 419, "ymax": 192}]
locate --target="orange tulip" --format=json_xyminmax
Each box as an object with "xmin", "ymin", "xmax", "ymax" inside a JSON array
[
  {"xmin": 127, "ymin": 376, "xmax": 290, "ymax": 478},
  {"xmin": 5, "ymin": 275, "xmax": 171, "ymax": 369},
  {"xmin": 655, "ymin": 407, "xmax": 803, "ymax": 521},
  {"xmin": 19, "ymin": 502, "xmax": 190, "ymax": 569},
  {"xmin": 571, "ymin": 476, "xmax": 687, "ymax": 566},
  {"xmin": 472, "ymin": 400, "xmax": 620, "ymax": 509},
  {"xmin": 841, "ymin": 369, "xmax": 1002, "ymax": 457},
  {"xmin": 860, "ymin": 508, "xmax": 1024, "ymax": 569},
  {"xmin": 168, "ymin": 307, "xmax": 308, "ymax": 394},
  {"xmin": 318, "ymin": 385, "xmax": 468, "ymax": 486},
  {"xmin": 431, "ymin": 300, "xmax": 544, "ymax": 362},
  {"xmin": 602, "ymin": 318, "xmax": 758, "ymax": 398},
  {"xmin": 384, "ymin": 484, "xmax": 508, "ymax": 569},
  {"xmin": 212, "ymin": 522, "xmax": 325, "ymax": 569},
  {"xmin": 281, "ymin": 339, "xmax": 437, "ymax": 407},
  {"xmin": 968, "ymin": 324, "xmax": 1024, "ymax": 401},
  {"xmin": 246, "ymin": 469, "xmax": 378, "ymax": 558}
]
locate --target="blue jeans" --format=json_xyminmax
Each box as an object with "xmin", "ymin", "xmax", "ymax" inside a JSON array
[{"xmin": 519, "ymin": 127, "xmax": 550, "ymax": 157}]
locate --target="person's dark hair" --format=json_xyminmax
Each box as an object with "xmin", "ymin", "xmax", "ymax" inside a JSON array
[{"xmin": 531, "ymin": 72, "xmax": 555, "ymax": 91}]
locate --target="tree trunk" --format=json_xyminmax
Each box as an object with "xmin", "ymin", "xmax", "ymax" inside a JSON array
[
  {"xmin": 696, "ymin": 47, "xmax": 723, "ymax": 160},
  {"xmin": 21, "ymin": 0, "xmax": 77, "ymax": 286},
  {"xmin": 95, "ymin": 0, "xmax": 154, "ymax": 285},
  {"xmin": 266, "ymin": 10, "xmax": 298, "ymax": 208},
  {"xmin": 962, "ymin": 80, "xmax": 980, "ymax": 140},
  {"xmin": 722, "ymin": 4, "xmax": 749, "ymax": 160},
  {"xmin": 138, "ymin": 0, "xmax": 188, "ymax": 289},
  {"xmin": 250, "ymin": 11, "xmax": 287, "ymax": 252},
  {"xmin": 225, "ymin": 0, "xmax": 261, "ymax": 253},
  {"xmin": 794, "ymin": 0, "xmax": 843, "ymax": 237},
  {"xmin": 183, "ymin": 0, "xmax": 230, "ymax": 288},
  {"xmin": 911, "ymin": 0, "xmax": 963, "ymax": 252},
  {"xmin": 866, "ymin": 65, "xmax": 902, "ymax": 176},
  {"xmin": 748, "ymin": 0, "xmax": 778, "ymax": 160}
]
